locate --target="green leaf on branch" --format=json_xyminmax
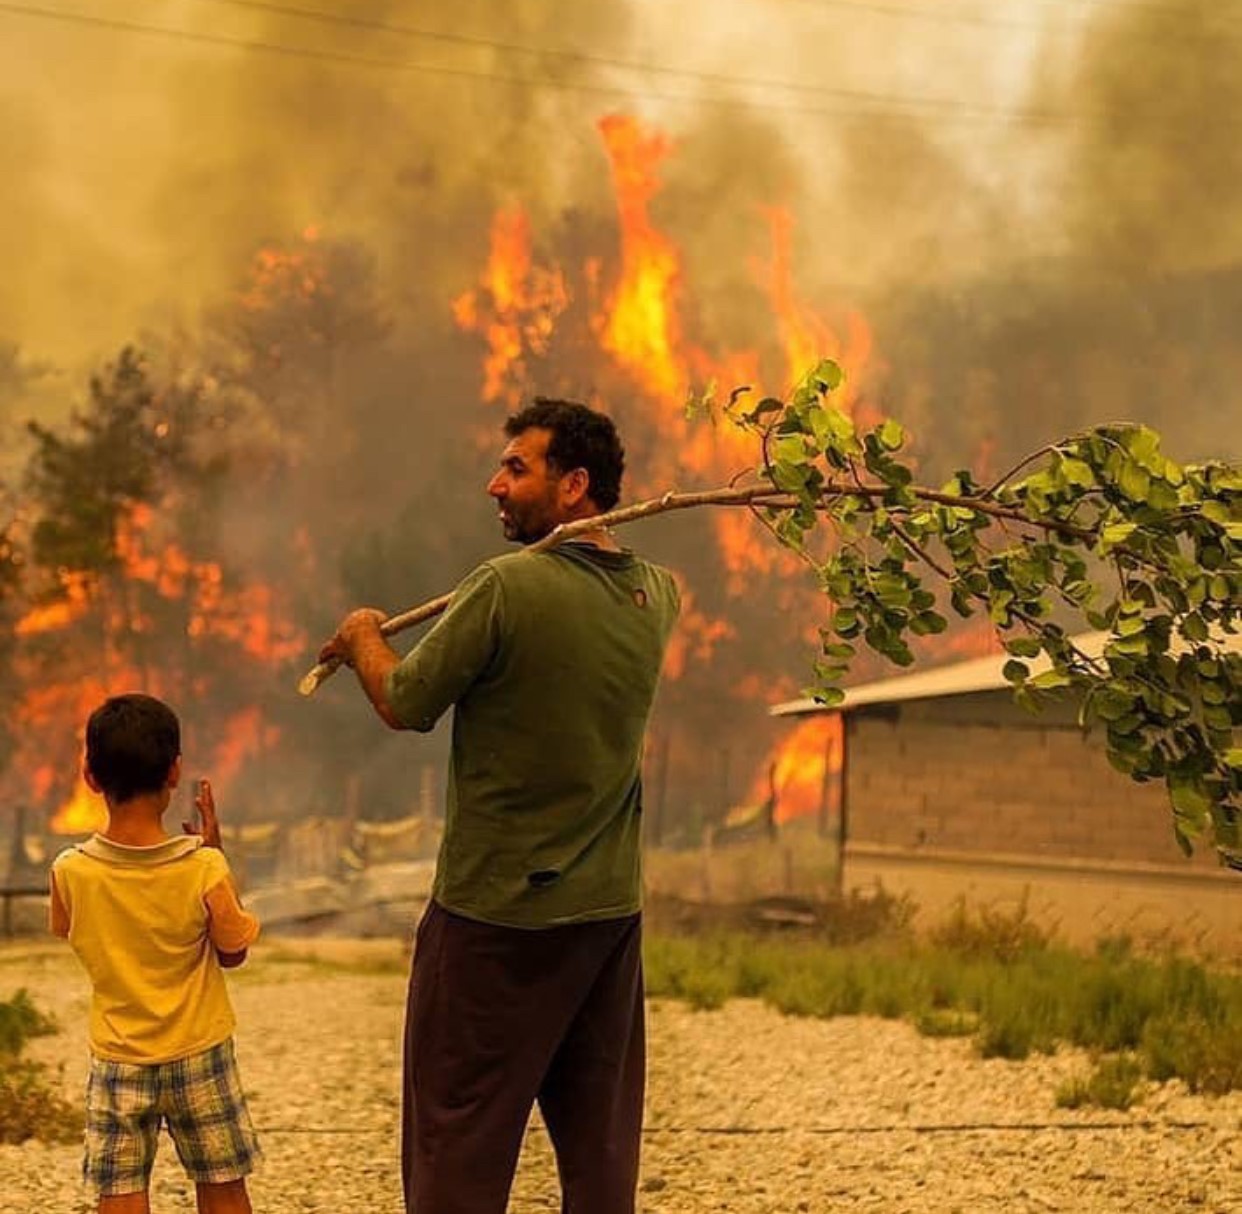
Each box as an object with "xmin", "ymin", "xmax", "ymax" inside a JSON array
[
  {"xmin": 741, "ymin": 397, "xmax": 785, "ymax": 424},
  {"xmin": 690, "ymin": 393, "xmax": 1240, "ymax": 859},
  {"xmin": 1029, "ymin": 669, "xmax": 1072, "ymax": 691},
  {"xmin": 809, "ymin": 684, "xmax": 846, "ymax": 708},
  {"xmin": 877, "ymin": 419, "xmax": 905, "ymax": 452},
  {"xmin": 810, "ymin": 358, "xmax": 844, "ymax": 392},
  {"xmin": 1099, "ymin": 521, "xmax": 1138, "ymax": 553}
]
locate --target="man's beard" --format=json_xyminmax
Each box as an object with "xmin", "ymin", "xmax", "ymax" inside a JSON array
[{"xmin": 500, "ymin": 504, "xmax": 556, "ymax": 544}]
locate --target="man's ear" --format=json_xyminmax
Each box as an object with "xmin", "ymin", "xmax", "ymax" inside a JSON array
[
  {"xmin": 561, "ymin": 467, "xmax": 591, "ymax": 509},
  {"xmin": 167, "ymin": 755, "xmax": 182, "ymax": 791},
  {"xmin": 83, "ymin": 764, "xmax": 101, "ymax": 795}
]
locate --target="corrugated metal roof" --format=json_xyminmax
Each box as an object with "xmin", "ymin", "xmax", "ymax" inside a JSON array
[{"xmin": 769, "ymin": 630, "xmax": 1238, "ymax": 718}]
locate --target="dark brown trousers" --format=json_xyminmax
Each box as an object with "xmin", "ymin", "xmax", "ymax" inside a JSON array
[{"xmin": 401, "ymin": 900, "xmax": 645, "ymax": 1214}]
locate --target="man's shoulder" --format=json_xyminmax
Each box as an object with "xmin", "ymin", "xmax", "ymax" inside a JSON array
[{"xmin": 629, "ymin": 555, "xmax": 680, "ymax": 607}]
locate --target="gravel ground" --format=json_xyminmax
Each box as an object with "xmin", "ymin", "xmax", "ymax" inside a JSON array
[{"xmin": 2, "ymin": 937, "xmax": 1239, "ymax": 1214}]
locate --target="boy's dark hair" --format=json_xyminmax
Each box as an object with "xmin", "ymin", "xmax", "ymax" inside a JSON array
[
  {"xmin": 85, "ymin": 694, "xmax": 181, "ymax": 804},
  {"xmin": 506, "ymin": 398, "xmax": 625, "ymax": 511}
]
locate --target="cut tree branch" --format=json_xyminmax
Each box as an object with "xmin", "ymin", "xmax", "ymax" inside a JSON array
[{"xmin": 297, "ymin": 476, "xmax": 1169, "ymax": 696}]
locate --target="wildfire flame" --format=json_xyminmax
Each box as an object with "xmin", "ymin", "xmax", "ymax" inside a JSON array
[
  {"xmin": 15, "ymin": 571, "xmax": 93, "ymax": 636},
  {"xmin": 12, "ymin": 502, "xmax": 305, "ymax": 835},
  {"xmin": 449, "ymin": 113, "xmax": 990, "ymax": 832},
  {"xmin": 452, "ymin": 207, "xmax": 569, "ymax": 408},
  {"xmin": 752, "ymin": 715, "xmax": 844, "ymax": 826},
  {"xmin": 759, "ymin": 206, "xmax": 874, "ymax": 413},
  {"xmin": 597, "ymin": 115, "xmax": 686, "ymax": 402},
  {"xmin": 50, "ymin": 774, "xmax": 98, "ymax": 835}
]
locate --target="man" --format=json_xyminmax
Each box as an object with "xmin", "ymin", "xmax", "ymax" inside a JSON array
[{"xmin": 319, "ymin": 399, "xmax": 680, "ymax": 1214}]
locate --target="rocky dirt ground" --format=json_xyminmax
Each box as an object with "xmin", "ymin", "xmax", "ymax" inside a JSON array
[{"xmin": 2, "ymin": 937, "xmax": 1238, "ymax": 1214}]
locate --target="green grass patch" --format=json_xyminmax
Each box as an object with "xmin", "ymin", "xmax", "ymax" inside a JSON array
[
  {"xmin": 1056, "ymin": 1054, "xmax": 1144, "ymax": 1111},
  {"xmin": 645, "ymin": 900, "xmax": 1242, "ymax": 1102},
  {"xmin": 0, "ymin": 989, "xmax": 57, "ymax": 1056},
  {"xmin": 0, "ymin": 990, "xmax": 82, "ymax": 1145}
]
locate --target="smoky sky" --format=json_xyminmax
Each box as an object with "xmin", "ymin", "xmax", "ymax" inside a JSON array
[{"xmin": 2, "ymin": 0, "xmax": 1240, "ymax": 822}]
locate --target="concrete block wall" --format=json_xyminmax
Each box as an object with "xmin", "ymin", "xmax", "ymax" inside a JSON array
[{"xmin": 844, "ymin": 691, "xmax": 1217, "ymax": 868}]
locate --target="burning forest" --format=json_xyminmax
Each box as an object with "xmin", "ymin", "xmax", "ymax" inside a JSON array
[
  {"xmin": 1, "ymin": 0, "xmax": 1240, "ymax": 850},
  {"xmin": 0, "ymin": 113, "xmax": 876, "ymax": 843}
]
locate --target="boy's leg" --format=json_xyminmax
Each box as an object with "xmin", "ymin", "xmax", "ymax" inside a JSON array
[
  {"xmin": 195, "ymin": 1178, "xmax": 252, "ymax": 1214},
  {"xmin": 536, "ymin": 916, "xmax": 645, "ymax": 1214},
  {"xmin": 85, "ymin": 1057, "xmax": 161, "ymax": 1211},
  {"xmin": 98, "ymin": 1194, "xmax": 151, "ymax": 1214},
  {"xmin": 163, "ymin": 1040, "xmax": 262, "ymax": 1199}
]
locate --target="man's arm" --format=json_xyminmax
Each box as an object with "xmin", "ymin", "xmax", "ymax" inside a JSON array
[
  {"xmin": 322, "ymin": 572, "xmax": 503, "ymax": 732},
  {"xmin": 318, "ymin": 608, "xmax": 406, "ymax": 730}
]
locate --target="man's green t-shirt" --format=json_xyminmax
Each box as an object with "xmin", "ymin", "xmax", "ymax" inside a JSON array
[{"xmin": 385, "ymin": 542, "xmax": 680, "ymax": 928}]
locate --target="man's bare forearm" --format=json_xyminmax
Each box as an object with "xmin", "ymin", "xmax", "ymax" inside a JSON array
[{"xmin": 350, "ymin": 629, "xmax": 406, "ymax": 729}]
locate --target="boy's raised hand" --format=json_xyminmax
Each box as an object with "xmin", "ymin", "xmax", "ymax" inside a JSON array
[{"xmin": 184, "ymin": 777, "xmax": 224, "ymax": 850}]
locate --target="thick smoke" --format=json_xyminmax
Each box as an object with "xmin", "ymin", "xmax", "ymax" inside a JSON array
[{"xmin": 2, "ymin": 0, "xmax": 1239, "ymax": 834}]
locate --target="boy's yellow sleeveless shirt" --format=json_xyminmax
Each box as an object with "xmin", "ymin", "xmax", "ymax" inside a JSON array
[{"xmin": 50, "ymin": 835, "xmax": 259, "ymax": 1064}]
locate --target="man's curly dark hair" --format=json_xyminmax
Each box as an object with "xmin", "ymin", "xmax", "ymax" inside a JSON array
[{"xmin": 504, "ymin": 398, "xmax": 625, "ymax": 511}]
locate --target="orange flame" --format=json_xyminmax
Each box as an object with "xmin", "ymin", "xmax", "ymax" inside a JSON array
[
  {"xmin": 597, "ymin": 115, "xmax": 686, "ymax": 402},
  {"xmin": 12, "ymin": 502, "xmax": 305, "ymax": 834},
  {"xmin": 450, "ymin": 115, "xmax": 900, "ymax": 830},
  {"xmin": 50, "ymin": 773, "xmax": 103, "ymax": 835},
  {"xmin": 14, "ymin": 571, "xmax": 94, "ymax": 636},
  {"xmin": 662, "ymin": 582, "xmax": 736, "ymax": 682},
  {"xmin": 759, "ymin": 205, "xmax": 874, "ymax": 412},
  {"xmin": 452, "ymin": 206, "xmax": 569, "ymax": 407},
  {"xmin": 212, "ymin": 705, "xmax": 282, "ymax": 787},
  {"xmin": 752, "ymin": 715, "xmax": 844, "ymax": 825},
  {"xmin": 240, "ymin": 240, "xmax": 326, "ymax": 313},
  {"xmin": 118, "ymin": 503, "xmax": 305, "ymax": 665}
]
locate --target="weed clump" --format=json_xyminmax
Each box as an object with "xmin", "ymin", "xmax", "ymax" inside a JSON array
[
  {"xmin": 0, "ymin": 989, "xmax": 82, "ymax": 1145},
  {"xmin": 929, "ymin": 895, "xmax": 1052, "ymax": 962},
  {"xmin": 0, "ymin": 989, "xmax": 57, "ymax": 1055},
  {"xmin": 1056, "ymin": 1055, "xmax": 1144, "ymax": 1111}
]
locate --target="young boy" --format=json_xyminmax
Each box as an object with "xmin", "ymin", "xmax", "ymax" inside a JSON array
[{"xmin": 49, "ymin": 693, "xmax": 262, "ymax": 1214}]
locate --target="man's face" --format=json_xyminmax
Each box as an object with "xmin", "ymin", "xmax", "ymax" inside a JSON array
[{"xmin": 486, "ymin": 427, "xmax": 564, "ymax": 543}]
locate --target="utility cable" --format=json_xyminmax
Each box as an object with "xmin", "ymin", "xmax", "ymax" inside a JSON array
[
  {"xmin": 0, "ymin": 1, "xmax": 1084, "ymax": 126},
  {"xmin": 4, "ymin": 2, "xmax": 1235, "ymax": 127}
]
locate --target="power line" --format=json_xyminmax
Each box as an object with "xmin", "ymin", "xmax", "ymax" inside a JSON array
[
  {"xmin": 190, "ymin": 0, "xmax": 1027, "ymax": 90},
  {"xmin": 190, "ymin": 0, "xmax": 1242, "ymax": 77},
  {"xmin": 0, "ymin": 1, "xmax": 1078, "ymax": 126},
  {"xmin": 185, "ymin": 0, "xmax": 1061, "ymax": 108},
  {"xmin": 2, "ymin": 2, "xmax": 1230, "ymax": 129}
]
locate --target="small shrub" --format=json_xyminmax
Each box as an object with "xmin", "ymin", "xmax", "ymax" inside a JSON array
[
  {"xmin": 768, "ymin": 963, "xmax": 863, "ymax": 1018},
  {"xmin": 929, "ymin": 894, "xmax": 1052, "ymax": 963},
  {"xmin": 916, "ymin": 1009, "xmax": 978, "ymax": 1038},
  {"xmin": 0, "ymin": 989, "xmax": 58, "ymax": 1056},
  {"xmin": 0, "ymin": 992, "xmax": 81, "ymax": 1146},
  {"xmin": 976, "ymin": 1015, "xmax": 1036, "ymax": 1061},
  {"xmin": 1143, "ymin": 1013, "xmax": 1242, "ymax": 1096},
  {"xmin": 1055, "ymin": 1054, "xmax": 1143, "ymax": 1111},
  {"xmin": 818, "ymin": 883, "xmax": 917, "ymax": 945},
  {"xmin": 0, "ymin": 1058, "xmax": 83, "ymax": 1144}
]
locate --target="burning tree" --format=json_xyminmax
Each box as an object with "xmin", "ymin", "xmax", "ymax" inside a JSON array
[{"xmin": 7, "ymin": 348, "xmax": 304, "ymax": 833}]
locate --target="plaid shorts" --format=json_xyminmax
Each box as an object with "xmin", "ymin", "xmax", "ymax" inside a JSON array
[{"xmin": 84, "ymin": 1037, "xmax": 261, "ymax": 1196}]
